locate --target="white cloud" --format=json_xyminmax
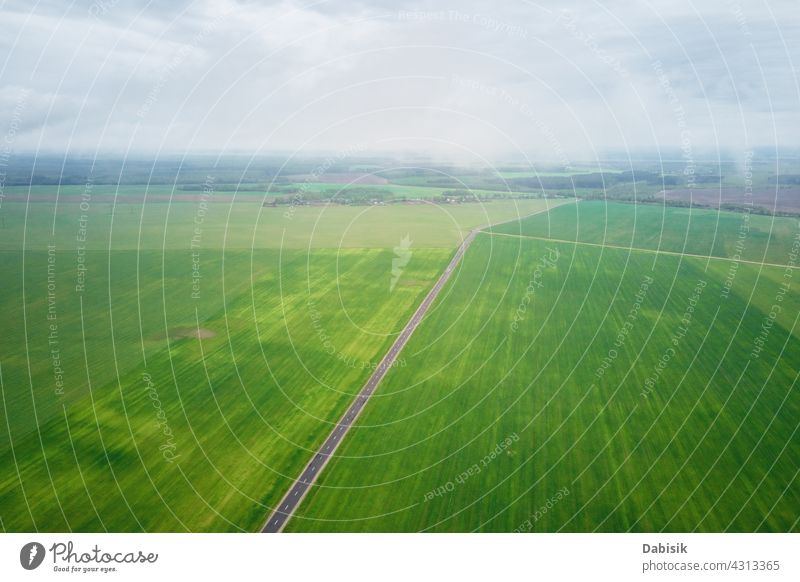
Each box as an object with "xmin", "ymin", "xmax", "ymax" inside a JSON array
[{"xmin": 0, "ymin": 0, "xmax": 797, "ymax": 159}]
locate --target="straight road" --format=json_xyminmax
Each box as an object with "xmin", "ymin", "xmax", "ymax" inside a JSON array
[
  {"xmin": 261, "ymin": 203, "xmax": 567, "ymax": 532},
  {"xmin": 262, "ymin": 230, "xmax": 477, "ymax": 532}
]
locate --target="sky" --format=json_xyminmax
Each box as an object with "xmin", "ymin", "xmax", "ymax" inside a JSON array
[{"xmin": 0, "ymin": 0, "xmax": 798, "ymax": 162}]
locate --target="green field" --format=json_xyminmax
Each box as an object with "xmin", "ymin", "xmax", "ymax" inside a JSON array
[
  {"xmin": 0, "ymin": 246, "xmax": 460, "ymax": 531},
  {"xmin": 1, "ymin": 180, "xmax": 547, "ymax": 202},
  {"xmin": 287, "ymin": 219, "xmax": 800, "ymax": 532},
  {"xmin": 0, "ymin": 199, "xmax": 566, "ymax": 251},
  {"xmin": 2, "ymin": 194, "xmax": 798, "ymax": 532},
  {"xmin": 494, "ymin": 169, "xmax": 624, "ymax": 179},
  {"xmin": 493, "ymin": 200, "xmax": 800, "ymax": 266},
  {"xmin": 280, "ymin": 182, "xmax": 530, "ymax": 201},
  {"xmin": 0, "ymin": 195, "xmax": 565, "ymax": 531}
]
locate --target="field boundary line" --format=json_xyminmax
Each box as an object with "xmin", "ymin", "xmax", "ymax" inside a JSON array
[
  {"xmin": 260, "ymin": 203, "xmax": 562, "ymax": 532},
  {"xmin": 483, "ymin": 230, "xmax": 800, "ymax": 270}
]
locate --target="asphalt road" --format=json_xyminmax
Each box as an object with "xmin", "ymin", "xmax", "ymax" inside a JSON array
[
  {"xmin": 260, "ymin": 203, "xmax": 569, "ymax": 532},
  {"xmin": 261, "ymin": 229, "xmax": 478, "ymax": 532}
]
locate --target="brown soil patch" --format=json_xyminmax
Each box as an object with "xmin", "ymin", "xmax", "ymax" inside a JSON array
[
  {"xmin": 168, "ymin": 327, "xmax": 217, "ymax": 340},
  {"xmin": 659, "ymin": 187, "xmax": 800, "ymax": 214},
  {"xmin": 395, "ymin": 279, "xmax": 427, "ymax": 287}
]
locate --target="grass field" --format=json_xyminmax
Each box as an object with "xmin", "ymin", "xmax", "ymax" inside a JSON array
[
  {"xmin": 2, "ymin": 194, "xmax": 797, "ymax": 532},
  {"xmin": 0, "ymin": 193, "xmax": 567, "ymax": 531},
  {"xmin": 5, "ymin": 188, "xmax": 554, "ymax": 530},
  {"xmin": 0, "ymin": 245, "xmax": 460, "ymax": 531},
  {"xmin": 1, "ymin": 181, "xmax": 549, "ymax": 202},
  {"xmin": 492, "ymin": 200, "xmax": 800, "ymax": 266},
  {"xmin": 280, "ymin": 182, "xmax": 530, "ymax": 201},
  {"xmin": 494, "ymin": 169, "xmax": 624, "ymax": 179},
  {"xmin": 0, "ymin": 198, "xmax": 567, "ymax": 251},
  {"xmin": 287, "ymin": 228, "xmax": 800, "ymax": 532}
]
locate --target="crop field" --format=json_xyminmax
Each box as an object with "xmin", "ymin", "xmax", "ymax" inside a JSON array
[
  {"xmin": 4, "ymin": 193, "xmax": 575, "ymax": 530},
  {"xmin": 0, "ymin": 180, "xmax": 548, "ymax": 203},
  {"xmin": 494, "ymin": 168, "xmax": 624, "ymax": 179},
  {"xmin": 0, "ymin": 198, "xmax": 565, "ymax": 251},
  {"xmin": 287, "ymin": 220, "xmax": 800, "ymax": 532},
  {"xmin": 492, "ymin": 200, "xmax": 800, "ymax": 266},
  {"xmin": 2, "ymin": 191, "xmax": 797, "ymax": 533},
  {"xmin": 659, "ymin": 187, "xmax": 800, "ymax": 214},
  {"xmin": 278, "ymin": 182, "xmax": 528, "ymax": 201},
  {"xmin": 3, "ymin": 2, "xmax": 799, "ymax": 576},
  {"xmin": 0, "ymin": 243, "xmax": 462, "ymax": 531}
]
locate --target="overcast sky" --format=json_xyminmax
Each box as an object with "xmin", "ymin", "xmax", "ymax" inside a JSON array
[{"xmin": 1, "ymin": 0, "xmax": 798, "ymax": 161}]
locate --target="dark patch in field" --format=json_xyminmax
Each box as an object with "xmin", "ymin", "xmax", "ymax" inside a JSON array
[{"xmin": 394, "ymin": 278, "xmax": 428, "ymax": 288}]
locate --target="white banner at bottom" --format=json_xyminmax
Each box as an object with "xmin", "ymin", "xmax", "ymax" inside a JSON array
[{"xmin": 0, "ymin": 533, "xmax": 797, "ymax": 581}]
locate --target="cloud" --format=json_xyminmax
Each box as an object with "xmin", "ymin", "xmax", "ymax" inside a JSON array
[{"xmin": 0, "ymin": 0, "xmax": 797, "ymax": 160}]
